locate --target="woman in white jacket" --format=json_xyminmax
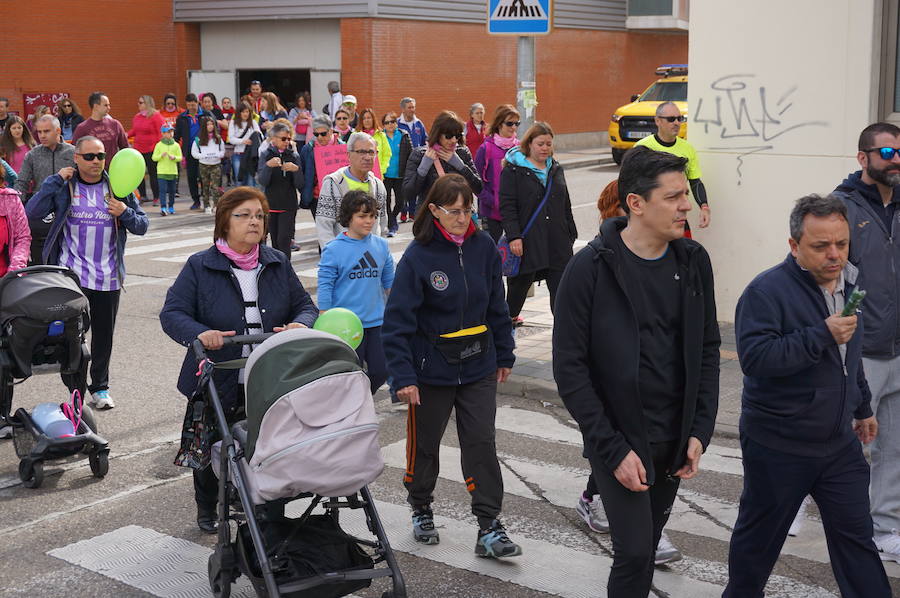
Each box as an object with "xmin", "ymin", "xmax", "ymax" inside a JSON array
[
  {"xmin": 192, "ymin": 116, "xmax": 225, "ymax": 214},
  {"xmin": 227, "ymin": 102, "xmax": 261, "ymax": 187}
]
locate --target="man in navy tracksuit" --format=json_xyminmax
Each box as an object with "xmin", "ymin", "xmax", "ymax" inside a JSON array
[{"xmin": 724, "ymin": 194, "xmax": 890, "ymax": 597}]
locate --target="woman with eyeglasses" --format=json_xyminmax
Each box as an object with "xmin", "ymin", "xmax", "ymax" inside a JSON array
[
  {"xmin": 0, "ymin": 115, "xmax": 36, "ymax": 175},
  {"xmin": 299, "ymin": 115, "xmax": 344, "ymax": 226},
  {"xmin": 381, "ymin": 111, "xmax": 412, "ymax": 235},
  {"xmin": 160, "ymin": 185, "xmax": 318, "ymax": 534},
  {"xmin": 160, "ymin": 94, "xmax": 181, "ymax": 129},
  {"xmin": 499, "ymin": 121, "xmax": 577, "ymax": 327},
  {"xmin": 56, "ymin": 98, "xmax": 84, "ymax": 143},
  {"xmin": 382, "ymin": 173, "xmax": 521, "ymax": 558},
  {"xmin": 128, "ymin": 95, "xmax": 165, "ymax": 205},
  {"xmin": 332, "ymin": 108, "xmax": 354, "ymax": 143},
  {"xmin": 474, "ymin": 104, "xmax": 520, "ymax": 242},
  {"xmin": 402, "ymin": 111, "xmax": 482, "ymax": 215}
]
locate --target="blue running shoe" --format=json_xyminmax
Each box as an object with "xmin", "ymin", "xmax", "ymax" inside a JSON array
[
  {"xmin": 412, "ymin": 507, "xmax": 439, "ymax": 545},
  {"xmin": 475, "ymin": 519, "xmax": 522, "ymax": 558}
]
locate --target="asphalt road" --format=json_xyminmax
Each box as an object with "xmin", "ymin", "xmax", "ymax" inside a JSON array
[{"xmin": 0, "ymin": 165, "xmax": 896, "ymax": 598}]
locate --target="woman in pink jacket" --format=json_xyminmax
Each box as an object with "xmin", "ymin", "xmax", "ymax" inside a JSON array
[
  {"xmin": 474, "ymin": 104, "xmax": 520, "ymax": 243},
  {"xmin": 128, "ymin": 95, "xmax": 166, "ymax": 205},
  {"xmin": 0, "ymin": 165, "xmax": 31, "ymax": 276}
]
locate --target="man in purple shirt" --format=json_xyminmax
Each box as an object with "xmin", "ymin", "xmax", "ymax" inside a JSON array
[
  {"xmin": 26, "ymin": 136, "xmax": 148, "ymax": 409},
  {"xmin": 72, "ymin": 92, "xmax": 128, "ymax": 171}
]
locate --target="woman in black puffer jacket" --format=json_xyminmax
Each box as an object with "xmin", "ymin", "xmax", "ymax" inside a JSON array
[{"xmin": 402, "ymin": 110, "xmax": 482, "ymax": 214}]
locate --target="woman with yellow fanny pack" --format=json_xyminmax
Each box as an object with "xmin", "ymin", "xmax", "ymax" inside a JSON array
[{"xmin": 382, "ymin": 173, "xmax": 521, "ymax": 560}]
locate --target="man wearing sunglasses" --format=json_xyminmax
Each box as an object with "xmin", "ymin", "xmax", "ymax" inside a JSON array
[
  {"xmin": 635, "ymin": 102, "xmax": 710, "ymax": 235},
  {"xmin": 26, "ymin": 136, "xmax": 148, "ymax": 410},
  {"xmin": 833, "ymin": 122, "xmax": 900, "ymax": 563}
]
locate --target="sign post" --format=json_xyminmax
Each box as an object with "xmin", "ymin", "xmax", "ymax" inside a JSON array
[{"xmin": 487, "ymin": 0, "xmax": 552, "ymax": 131}]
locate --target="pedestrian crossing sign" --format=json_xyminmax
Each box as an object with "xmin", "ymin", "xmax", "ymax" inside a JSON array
[{"xmin": 487, "ymin": 0, "xmax": 553, "ymax": 35}]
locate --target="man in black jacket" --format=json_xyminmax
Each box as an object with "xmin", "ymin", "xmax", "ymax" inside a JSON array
[
  {"xmin": 173, "ymin": 94, "xmax": 208, "ymax": 211},
  {"xmin": 553, "ymin": 147, "xmax": 720, "ymax": 597},
  {"xmin": 723, "ymin": 194, "xmax": 889, "ymax": 597},
  {"xmin": 832, "ymin": 122, "xmax": 900, "ymax": 563}
]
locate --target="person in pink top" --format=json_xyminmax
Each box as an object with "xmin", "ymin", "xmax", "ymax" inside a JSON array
[
  {"xmin": 474, "ymin": 104, "xmax": 520, "ymax": 242},
  {"xmin": 128, "ymin": 95, "xmax": 165, "ymax": 205},
  {"xmin": 0, "ymin": 115, "xmax": 36, "ymax": 174},
  {"xmin": 72, "ymin": 91, "xmax": 129, "ymax": 172}
]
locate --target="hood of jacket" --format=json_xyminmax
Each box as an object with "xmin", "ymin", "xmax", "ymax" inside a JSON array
[{"xmin": 505, "ymin": 147, "xmax": 552, "ymax": 184}]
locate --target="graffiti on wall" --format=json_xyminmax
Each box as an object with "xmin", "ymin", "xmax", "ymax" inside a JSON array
[{"xmin": 693, "ymin": 74, "xmax": 828, "ymax": 184}]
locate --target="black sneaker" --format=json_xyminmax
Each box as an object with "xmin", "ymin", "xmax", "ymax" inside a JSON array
[
  {"xmin": 475, "ymin": 519, "xmax": 522, "ymax": 558},
  {"xmin": 412, "ymin": 506, "xmax": 439, "ymax": 545}
]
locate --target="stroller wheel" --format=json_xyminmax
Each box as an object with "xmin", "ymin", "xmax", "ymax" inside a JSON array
[
  {"xmin": 19, "ymin": 460, "xmax": 43, "ymax": 488},
  {"xmin": 89, "ymin": 451, "xmax": 109, "ymax": 478},
  {"xmin": 208, "ymin": 553, "xmax": 232, "ymax": 598}
]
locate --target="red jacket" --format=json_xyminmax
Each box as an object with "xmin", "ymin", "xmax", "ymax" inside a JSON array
[
  {"xmin": 465, "ymin": 119, "xmax": 486, "ymax": 158},
  {"xmin": 0, "ymin": 187, "xmax": 31, "ymax": 273},
  {"xmin": 128, "ymin": 111, "xmax": 165, "ymax": 153}
]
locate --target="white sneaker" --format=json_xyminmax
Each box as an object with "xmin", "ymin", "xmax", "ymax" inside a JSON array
[
  {"xmin": 204, "ymin": 207, "xmax": 213, "ymax": 215},
  {"xmin": 788, "ymin": 496, "xmax": 810, "ymax": 537},
  {"xmin": 576, "ymin": 493, "xmax": 609, "ymax": 532},
  {"xmin": 874, "ymin": 529, "xmax": 900, "ymax": 563},
  {"xmin": 89, "ymin": 390, "xmax": 115, "ymax": 410},
  {"xmin": 0, "ymin": 425, "xmax": 11, "ymax": 439},
  {"xmin": 655, "ymin": 531, "xmax": 682, "ymax": 566}
]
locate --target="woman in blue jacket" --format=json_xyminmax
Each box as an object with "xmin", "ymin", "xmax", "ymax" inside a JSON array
[
  {"xmin": 382, "ymin": 173, "xmax": 520, "ymax": 559},
  {"xmin": 159, "ymin": 186, "xmax": 318, "ymax": 534}
]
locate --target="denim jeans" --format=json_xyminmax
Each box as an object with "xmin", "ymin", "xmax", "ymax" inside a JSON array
[
  {"xmin": 158, "ymin": 178, "xmax": 177, "ymax": 209},
  {"xmin": 231, "ymin": 153, "xmax": 256, "ymax": 187}
]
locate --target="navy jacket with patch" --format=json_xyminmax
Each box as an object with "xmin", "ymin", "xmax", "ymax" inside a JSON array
[{"xmin": 382, "ymin": 227, "xmax": 514, "ymax": 388}]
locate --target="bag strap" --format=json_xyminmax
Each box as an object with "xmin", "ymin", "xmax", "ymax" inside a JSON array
[{"xmin": 521, "ymin": 173, "xmax": 554, "ymax": 239}]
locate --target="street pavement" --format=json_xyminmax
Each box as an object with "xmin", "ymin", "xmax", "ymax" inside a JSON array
[{"xmin": 1, "ymin": 151, "xmax": 897, "ymax": 598}]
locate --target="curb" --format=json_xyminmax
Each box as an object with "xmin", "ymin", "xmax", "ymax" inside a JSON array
[
  {"xmin": 503, "ymin": 374, "xmax": 741, "ymax": 441},
  {"xmin": 557, "ymin": 156, "xmax": 615, "ymax": 170}
]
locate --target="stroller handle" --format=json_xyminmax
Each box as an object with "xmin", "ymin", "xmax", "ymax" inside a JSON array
[{"xmin": 191, "ymin": 333, "xmax": 275, "ymax": 360}]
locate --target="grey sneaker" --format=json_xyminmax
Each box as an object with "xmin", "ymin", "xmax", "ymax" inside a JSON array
[
  {"xmin": 874, "ymin": 529, "xmax": 900, "ymax": 563},
  {"xmin": 655, "ymin": 531, "xmax": 682, "ymax": 566},
  {"xmin": 576, "ymin": 493, "xmax": 609, "ymax": 533},
  {"xmin": 412, "ymin": 507, "xmax": 439, "ymax": 545},
  {"xmin": 89, "ymin": 390, "xmax": 115, "ymax": 410},
  {"xmin": 475, "ymin": 519, "xmax": 522, "ymax": 558},
  {"xmin": 0, "ymin": 425, "xmax": 11, "ymax": 439}
]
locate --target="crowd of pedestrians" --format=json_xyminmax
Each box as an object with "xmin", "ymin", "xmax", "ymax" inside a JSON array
[{"xmin": 1, "ymin": 81, "xmax": 899, "ymax": 597}]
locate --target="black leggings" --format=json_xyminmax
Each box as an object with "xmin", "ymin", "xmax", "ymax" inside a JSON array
[
  {"xmin": 384, "ymin": 177, "xmax": 403, "ymax": 229},
  {"xmin": 592, "ymin": 441, "xmax": 680, "ymax": 597},
  {"xmin": 268, "ymin": 209, "xmax": 297, "ymax": 258},
  {"xmin": 506, "ymin": 268, "xmax": 565, "ymax": 320},
  {"xmin": 138, "ymin": 151, "xmax": 159, "ymax": 200}
]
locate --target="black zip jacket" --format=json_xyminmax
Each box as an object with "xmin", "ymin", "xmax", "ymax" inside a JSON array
[
  {"xmin": 736, "ymin": 256, "xmax": 872, "ymax": 457},
  {"xmin": 257, "ymin": 146, "xmax": 304, "ymax": 211},
  {"xmin": 552, "ymin": 217, "xmax": 720, "ymax": 484},
  {"xmin": 834, "ymin": 171, "xmax": 900, "ymax": 358}
]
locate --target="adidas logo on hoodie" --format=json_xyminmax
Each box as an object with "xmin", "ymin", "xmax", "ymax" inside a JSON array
[{"xmin": 349, "ymin": 251, "xmax": 380, "ymax": 279}]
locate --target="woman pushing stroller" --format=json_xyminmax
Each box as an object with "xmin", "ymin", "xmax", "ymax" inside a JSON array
[
  {"xmin": 159, "ymin": 186, "xmax": 318, "ymax": 533},
  {"xmin": 382, "ymin": 173, "xmax": 522, "ymax": 558}
]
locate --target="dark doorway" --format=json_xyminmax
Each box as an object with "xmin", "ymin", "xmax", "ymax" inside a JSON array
[{"xmin": 237, "ymin": 69, "xmax": 311, "ymax": 110}]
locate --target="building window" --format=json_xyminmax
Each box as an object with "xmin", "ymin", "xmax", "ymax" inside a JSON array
[{"xmin": 626, "ymin": 0, "xmax": 688, "ymax": 31}]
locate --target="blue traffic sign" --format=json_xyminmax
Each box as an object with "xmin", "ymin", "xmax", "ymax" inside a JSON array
[{"xmin": 487, "ymin": 0, "xmax": 553, "ymax": 35}]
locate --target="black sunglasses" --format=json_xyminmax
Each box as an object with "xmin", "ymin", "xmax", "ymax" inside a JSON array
[
  {"xmin": 864, "ymin": 147, "xmax": 900, "ymax": 160},
  {"xmin": 659, "ymin": 115, "xmax": 686, "ymax": 123},
  {"xmin": 277, "ymin": 137, "xmax": 292, "ymax": 142},
  {"xmin": 77, "ymin": 152, "xmax": 106, "ymax": 162},
  {"xmin": 313, "ymin": 131, "xmax": 330, "ymax": 137},
  {"xmin": 383, "ymin": 120, "xmax": 397, "ymax": 125},
  {"xmin": 504, "ymin": 121, "xmax": 521, "ymax": 127}
]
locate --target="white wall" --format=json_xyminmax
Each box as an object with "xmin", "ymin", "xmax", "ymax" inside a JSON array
[
  {"xmin": 687, "ymin": 0, "xmax": 879, "ymax": 320},
  {"xmin": 200, "ymin": 19, "xmax": 341, "ymax": 111}
]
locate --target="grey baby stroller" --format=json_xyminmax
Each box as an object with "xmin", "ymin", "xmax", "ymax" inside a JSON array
[
  {"xmin": 193, "ymin": 328, "xmax": 406, "ymax": 598},
  {"xmin": 0, "ymin": 265, "xmax": 109, "ymax": 488}
]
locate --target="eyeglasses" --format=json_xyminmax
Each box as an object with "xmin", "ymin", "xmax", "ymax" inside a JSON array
[
  {"xmin": 864, "ymin": 147, "xmax": 900, "ymax": 160},
  {"xmin": 504, "ymin": 121, "xmax": 521, "ymax": 127},
  {"xmin": 232, "ymin": 212, "xmax": 266, "ymax": 221},
  {"xmin": 659, "ymin": 115, "xmax": 687, "ymax": 123},
  {"xmin": 313, "ymin": 131, "xmax": 330, "ymax": 137},
  {"xmin": 77, "ymin": 152, "xmax": 106, "ymax": 162},
  {"xmin": 277, "ymin": 137, "xmax": 291, "ymax": 142},
  {"xmin": 350, "ymin": 149, "xmax": 376, "ymax": 156},
  {"xmin": 383, "ymin": 120, "xmax": 397, "ymax": 125},
  {"xmin": 436, "ymin": 205, "xmax": 473, "ymax": 218}
]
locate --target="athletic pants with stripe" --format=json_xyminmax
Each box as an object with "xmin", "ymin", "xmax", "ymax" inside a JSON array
[{"xmin": 404, "ymin": 373, "xmax": 503, "ymax": 529}]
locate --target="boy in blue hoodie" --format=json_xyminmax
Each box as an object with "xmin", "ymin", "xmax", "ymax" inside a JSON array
[{"xmin": 318, "ymin": 190, "xmax": 395, "ymax": 393}]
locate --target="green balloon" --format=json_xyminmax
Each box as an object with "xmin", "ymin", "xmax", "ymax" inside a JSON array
[
  {"xmin": 313, "ymin": 307, "xmax": 364, "ymax": 349},
  {"xmin": 108, "ymin": 148, "xmax": 146, "ymax": 198}
]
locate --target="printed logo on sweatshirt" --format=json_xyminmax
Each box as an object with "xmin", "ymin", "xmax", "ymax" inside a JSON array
[
  {"xmin": 430, "ymin": 271, "xmax": 449, "ymax": 291},
  {"xmin": 349, "ymin": 251, "xmax": 379, "ymax": 279}
]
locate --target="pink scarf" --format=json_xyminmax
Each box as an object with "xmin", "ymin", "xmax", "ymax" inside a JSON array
[
  {"xmin": 493, "ymin": 134, "xmax": 518, "ymax": 150},
  {"xmin": 215, "ymin": 239, "xmax": 259, "ymax": 270}
]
